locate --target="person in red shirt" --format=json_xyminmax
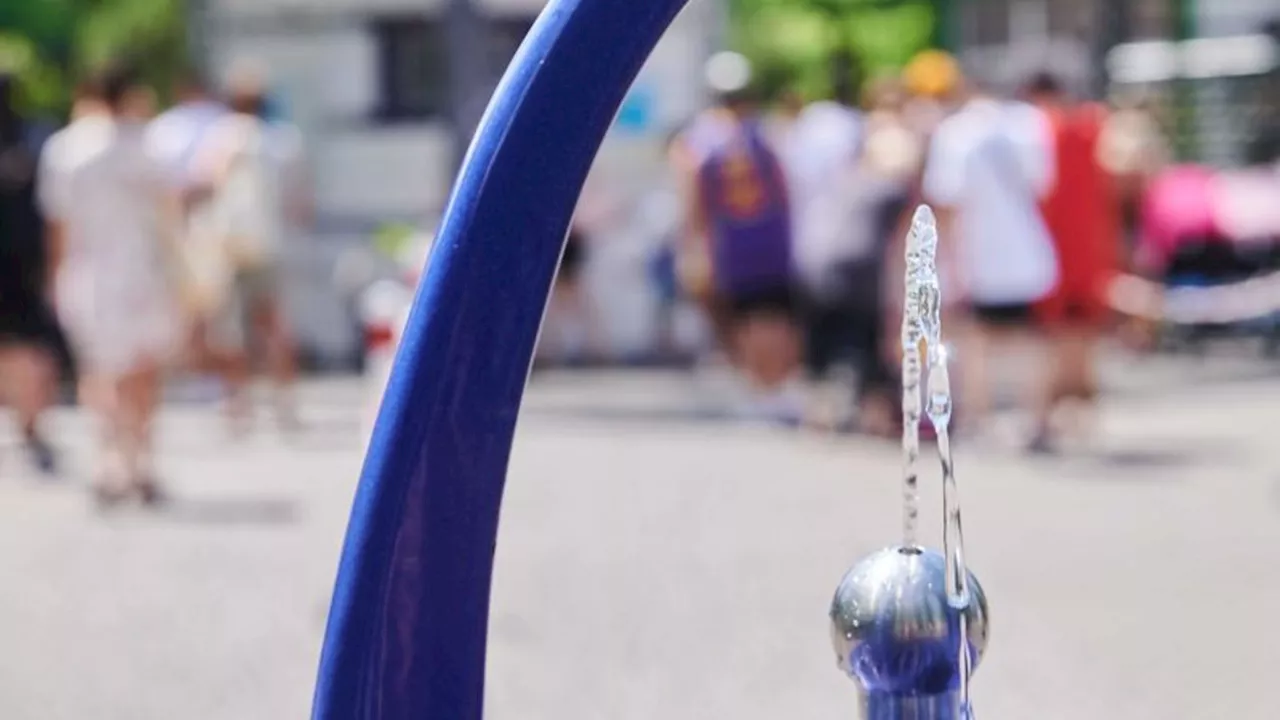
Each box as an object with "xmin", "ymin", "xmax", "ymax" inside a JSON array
[{"xmin": 1023, "ymin": 73, "xmax": 1122, "ymax": 450}]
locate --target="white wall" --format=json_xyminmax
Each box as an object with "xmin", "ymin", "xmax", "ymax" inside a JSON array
[
  {"xmin": 315, "ymin": 126, "xmax": 455, "ymax": 221},
  {"xmin": 211, "ymin": 0, "xmax": 715, "ymax": 216},
  {"xmin": 208, "ymin": 28, "xmax": 379, "ymax": 126}
]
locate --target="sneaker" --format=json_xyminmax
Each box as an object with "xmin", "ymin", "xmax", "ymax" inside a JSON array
[
  {"xmin": 1025, "ymin": 431, "xmax": 1057, "ymax": 456},
  {"xmin": 25, "ymin": 435, "xmax": 58, "ymax": 476},
  {"xmin": 135, "ymin": 478, "xmax": 168, "ymax": 508}
]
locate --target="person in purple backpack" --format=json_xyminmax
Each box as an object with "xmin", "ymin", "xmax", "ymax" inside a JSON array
[{"xmin": 689, "ymin": 86, "xmax": 802, "ymax": 421}]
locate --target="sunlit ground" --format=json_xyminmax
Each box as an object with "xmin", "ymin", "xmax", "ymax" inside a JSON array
[{"xmin": 1, "ymin": 356, "xmax": 1278, "ymax": 719}]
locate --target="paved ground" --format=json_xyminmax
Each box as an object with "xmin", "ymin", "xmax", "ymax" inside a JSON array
[{"xmin": 2, "ymin": 356, "xmax": 1279, "ymax": 720}]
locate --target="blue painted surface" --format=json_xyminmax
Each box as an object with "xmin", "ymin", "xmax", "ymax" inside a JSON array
[
  {"xmin": 615, "ymin": 82, "xmax": 656, "ymax": 133},
  {"xmin": 310, "ymin": 1, "xmax": 691, "ymax": 718}
]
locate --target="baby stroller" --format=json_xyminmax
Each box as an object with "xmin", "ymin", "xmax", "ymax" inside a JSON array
[{"xmin": 1139, "ymin": 165, "xmax": 1280, "ymax": 354}]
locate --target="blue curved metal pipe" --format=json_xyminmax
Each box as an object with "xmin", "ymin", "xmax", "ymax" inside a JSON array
[{"xmin": 310, "ymin": 1, "xmax": 690, "ymax": 717}]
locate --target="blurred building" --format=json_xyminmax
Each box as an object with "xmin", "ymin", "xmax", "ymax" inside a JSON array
[
  {"xmin": 949, "ymin": 0, "xmax": 1278, "ymax": 166},
  {"xmin": 951, "ymin": 0, "xmax": 1277, "ymax": 89},
  {"xmin": 200, "ymin": 0, "xmax": 723, "ymax": 365}
]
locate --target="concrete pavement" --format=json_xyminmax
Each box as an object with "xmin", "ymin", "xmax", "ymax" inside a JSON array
[{"xmin": 1, "ymin": 361, "xmax": 1278, "ymax": 719}]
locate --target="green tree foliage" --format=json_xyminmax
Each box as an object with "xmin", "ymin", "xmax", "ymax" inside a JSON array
[
  {"xmin": 0, "ymin": 0, "xmax": 186, "ymax": 118},
  {"xmin": 0, "ymin": 0, "xmax": 78, "ymax": 55},
  {"xmin": 0, "ymin": 33, "xmax": 67, "ymax": 117},
  {"xmin": 730, "ymin": 0, "xmax": 937, "ymax": 104},
  {"xmin": 74, "ymin": 0, "xmax": 186, "ymax": 90}
]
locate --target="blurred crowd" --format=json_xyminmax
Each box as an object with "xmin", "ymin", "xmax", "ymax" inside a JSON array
[
  {"xmin": 0, "ymin": 60, "xmax": 309, "ymax": 505},
  {"xmin": 608, "ymin": 48, "xmax": 1280, "ymax": 444},
  {"xmin": 2, "ymin": 46, "xmax": 1279, "ymax": 504}
]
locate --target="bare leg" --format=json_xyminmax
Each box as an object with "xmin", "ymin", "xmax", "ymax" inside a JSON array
[
  {"xmin": 1017, "ymin": 325, "xmax": 1058, "ymax": 453},
  {"xmin": 1037, "ymin": 326, "xmax": 1101, "ymax": 445},
  {"xmin": 114, "ymin": 370, "xmax": 145, "ymax": 487},
  {"xmin": 254, "ymin": 298, "xmax": 300, "ymax": 430},
  {"xmin": 1031, "ymin": 329, "xmax": 1064, "ymax": 444},
  {"xmin": 732, "ymin": 314, "xmax": 802, "ymax": 424},
  {"xmin": 731, "ymin": 318, "xmax": 774, "ymax": 393},
  {"xmin": 0, "ymin": 345, "xmax": 58, "ymax": 473},
  {"xmin": 84, "ymin": 371, "xmax": 129, "ymax": 505},
  {"xmin": 117, "ymin": 359, "xmax": 165, "ymax": 504},
  {"xmin": 959, "ymin": 320, "xmax": 993, "ymax": 431},
  {"xmin": 192, "ymin": 317, "xmax": 252, "ymax": 437},
  {"xmin": 857, "ymin": 390, "xmax": 898, "ymax": 438},
  {"xmin": 222, "ymin": 350, "xmax": 253, "ymax": 437},
  {"xmin": 751, "ymin": 314, "xmax": 800, "ymax": 390}
]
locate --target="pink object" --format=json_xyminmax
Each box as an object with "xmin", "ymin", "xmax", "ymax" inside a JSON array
[
  {"xmin": 1139, "ymin": 165, "xmax": 1280, "ymax": 272},
  {"xmin": 1138, "ymin": 165, "xmax": 1219, "ymax": 270}
]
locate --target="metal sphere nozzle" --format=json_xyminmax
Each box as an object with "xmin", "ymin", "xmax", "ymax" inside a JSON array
[{"xmin": 830, "ymin": 546, "xmax": 989, "ymax": 719}]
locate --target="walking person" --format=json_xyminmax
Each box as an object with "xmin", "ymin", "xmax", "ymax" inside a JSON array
[
  {"xmin": 0, "ymin": 74, "xmax": 60, "ymax": 475},
  {"xmin": 671, "ymin": 57, "xmax": 761, "ymax": 370},
  {"xmin": 40, "ymin": 65, "xmax": 180, "ymax": 505},
  {"xmin": 799, "ymin": 76, "xmax": 923, "ymax": 436},
  {"xmin": 189, "ymin": 76, "xmax": 306, "ymax": 433},
  {"xmin": 920, "ymin": 68, "xmax": 1060, "ymax": 446},
  {"xmin": 1023, "ymin": 73, "xmax": 1122, "ymax": 450},
  {"xmin": 145, "ymin": 69, "xmax": 236, "ymax": 419},
  {"xmin": 688, "ymin": 84, "xmax": 803, "ymax": 422}
]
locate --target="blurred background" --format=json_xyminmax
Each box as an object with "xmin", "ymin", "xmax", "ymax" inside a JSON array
[
  {"xmin": 2, "ymin": 0, "xmax": 1273, "ymax": 365},
  {"xmin": 2, "ymin": 0, "xmax": 1280, "ymax": 718}
]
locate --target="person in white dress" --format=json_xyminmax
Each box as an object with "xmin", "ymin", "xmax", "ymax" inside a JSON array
[{"xmin": 40, "ymin": 65, "xmax": 179, "ymax": 505}]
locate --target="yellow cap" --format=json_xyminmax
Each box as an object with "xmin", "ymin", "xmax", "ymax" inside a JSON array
[{"xmin": 903, "ymin": 49, "xmax": 961, "ymax": 99}]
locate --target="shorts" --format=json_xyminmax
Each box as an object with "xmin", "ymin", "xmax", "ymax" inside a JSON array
[
  {"xmin": 0, "ymin": 289, "xmax": 59, "ymax": 348},
  {"xmin": 206, "ymin": 264, "xmax": 282, "ymax": 353},
  {"xmin": 725, "ymin": 286, "xmax": 798, "ymax": 321},
  {"xmin": 972, "ymin": 302, "xmax": 1036, "ymax": 328}
]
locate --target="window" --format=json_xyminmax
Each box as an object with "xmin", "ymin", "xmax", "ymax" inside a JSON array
[
  {"xmin": 371, "ymin": 14, "xmax": 535, "ymax": 124},
  {"xmin": 373, "ymin": 17, "xmax": 449, "ymax": 122}
]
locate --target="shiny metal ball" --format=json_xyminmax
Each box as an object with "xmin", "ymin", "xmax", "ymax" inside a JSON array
[{"xmin": 830, "ymin": 546, "xmax": 989, "ymax": 696}]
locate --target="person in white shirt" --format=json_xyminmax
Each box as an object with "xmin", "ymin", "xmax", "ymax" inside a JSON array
[
  {"xmin": 922, "ymin": 74, "xmax": 1059, "ymax": 443},
  {"xmin": 41, "ymin": 64, "xmax": 180, "ymax": 505},
  {"xmin": 146, "ymin": 70, "xmax": 227, "ymax": 198},
  {"xmin": 787, "ymin": 97, "xmax": 864, "ymax": 295}
]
